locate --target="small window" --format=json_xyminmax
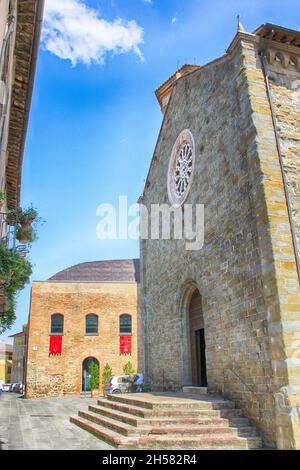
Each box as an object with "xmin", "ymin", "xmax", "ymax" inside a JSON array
[
  {"xmin": 50, "ymin": 314, "xmax": 64, "ymax": 335},
  {"xmin": 119, "ymin": 314, "xmax": 132, "ymax": 335},
  {"xmin": 85, "ymin": 314, "xmax": 98, "ymax": 335}
]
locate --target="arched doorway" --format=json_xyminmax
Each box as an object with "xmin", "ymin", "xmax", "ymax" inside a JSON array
[
  {"xmin": 82, "ymin": 357, "xmax": 99, "ymax": 392},
  {"xmin": 188, "ymin": 289, "xmax": 207, "ymax": 387}
]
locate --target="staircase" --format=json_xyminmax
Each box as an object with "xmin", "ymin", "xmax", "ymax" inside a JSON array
[{"xmin": 70, "ymin": 392, "xmax": 262, "ymax": 450}]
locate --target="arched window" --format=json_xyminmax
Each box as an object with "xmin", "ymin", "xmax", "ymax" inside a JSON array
[
  {"xmin": 85, "ymin": 314, "xmax": 98, "ymax": 335},
  {"xmin": 50, "ymin": 314, "xmax": 64, "ymax": 335},
  {"xmin": 119, "ymin": 314, "xmax": 132, "ymax": 335}
]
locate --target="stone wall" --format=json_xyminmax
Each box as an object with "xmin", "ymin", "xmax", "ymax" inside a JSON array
[
  {"xmin": 140, "ymin": 31, "xmax": 300, "ymax": 449},
  {"xmin": 268, "ymin": 62, "xmax": 300, "ymax": 254},
  {"xmin": 26, "ymin": 281, "xmax": 138, "ymax": 398},
  {"xmin": 11, "ymin": 331, "xmax": 26, "ymax": 383}
]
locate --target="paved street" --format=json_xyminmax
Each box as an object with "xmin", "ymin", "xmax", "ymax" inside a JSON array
[{"xmin": 0, "ymin": 392, "xmax": 113, "ymax": 450}]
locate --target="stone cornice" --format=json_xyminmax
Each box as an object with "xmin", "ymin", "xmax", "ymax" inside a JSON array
[{"xmin": 227, "ymin": 30, "xmax": 300, "ymax": 72}]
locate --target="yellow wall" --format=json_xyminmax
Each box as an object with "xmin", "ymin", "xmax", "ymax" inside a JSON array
[
  {"xmin": 0, "ymin": 357, "xmax": 12, "ymax": 383},
  {"xmin": 0, "ymin": 360, "xmax": 6, "ymax": 382}
]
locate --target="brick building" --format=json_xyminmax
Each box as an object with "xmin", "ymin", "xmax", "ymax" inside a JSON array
[
  {"xmin": 25, "ymin": 259, "xmax": 140, "ymax": 398},
  {"xmin": 139, "ymin": 22, "xmax": 300, "ymax": 449}
]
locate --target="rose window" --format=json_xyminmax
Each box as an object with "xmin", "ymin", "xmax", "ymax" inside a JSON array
[
  {"xmin": 174, "ymin": 143, "xmax": 193, "ymax": 197},
  {"xmin": 167, "ymin": 129, "xmax": 195, "ymax": 206}
]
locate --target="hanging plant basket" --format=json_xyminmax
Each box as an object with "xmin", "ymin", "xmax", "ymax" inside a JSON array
[
  {"xmin": 19, "ymin": 206, "xmax": 38, "ymax": 227},
  {"xmin": 16, "ymin": 226, "xmax": 37, "ymax": 245}
]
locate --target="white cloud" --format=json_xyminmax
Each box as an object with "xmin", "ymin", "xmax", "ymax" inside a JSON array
[
  {"xmin": 171, "ymin": 17, "xmax": 177, "ymax": 24},
  {"xmin": 42, "ymin": 0, "xmax": 144, "ymax": 66}
]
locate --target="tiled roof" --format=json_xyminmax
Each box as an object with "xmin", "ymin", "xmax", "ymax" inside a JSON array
[{"xmin": 49, "ymin": 259, "xmax": 140, "ymax": 283}]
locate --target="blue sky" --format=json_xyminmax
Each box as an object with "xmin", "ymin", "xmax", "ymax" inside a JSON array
[{"xmin": 2, "ymin": 0, "xmax": 299, "ymax": 342}]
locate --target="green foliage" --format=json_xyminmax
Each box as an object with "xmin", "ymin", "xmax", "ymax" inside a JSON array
[
  {"xmin": 89, "ymin": 361, "xmax": 100, "ymax": 390},
  {"xmin": 18, "ymin": 205, "xmax": 38, "ymax": 225},
  {"xmin": 0, "ymin": 296, "xmax": 16, "ymax": 332},
  {"xmin": 0, "ymin": 191, "xmax": 4, "ymax": 202},
  {"xmin": 6, "ymin": 205, "xmax": 40, "ymax": 228},
  {"xmin": 123, "ymin": 361, "xmax": 135, "ymax": 375},
  {"xmin": 16, "ymin": 226, "xmax": 38, "ymax": 244},
  {"xmin": 102, "ymin": 363, "xmax": 113, "ymax": 385},
  {"xmin": 0, "ymin": 242, "xmax": 33, "ymax": 334}
]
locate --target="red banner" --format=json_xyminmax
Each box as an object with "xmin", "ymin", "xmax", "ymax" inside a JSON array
[
  {"xmin": 49, "ymin": 336, "xmax": 62, "ymax": 355},
  {"xmin": 120, "ymin": 335, "xmax": 132, "ymax": 355}
]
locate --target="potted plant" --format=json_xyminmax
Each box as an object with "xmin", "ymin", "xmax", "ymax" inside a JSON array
[
  {"xmin": 102, "ymin": 363, "xmax": 113, "ymax": 395},
  {"xmin": 19, "ymin": 206, "xmax": 38, "ymax": 229},
  {"xmin": 123, "ymin": 361, "xmax": 135, "ymax": 375},
  {"xmin": 89, "ymin": 361, "xmax": 100, "ymax": 398},
  {"xmin": 16, "ymin": 226, "xmax": 38, "ymax": 245}
]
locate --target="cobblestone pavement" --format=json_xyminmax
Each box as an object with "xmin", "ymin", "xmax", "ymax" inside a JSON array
[{"xmin": 0, "ymin": 392, "xmax": 113, "ymax": 450}]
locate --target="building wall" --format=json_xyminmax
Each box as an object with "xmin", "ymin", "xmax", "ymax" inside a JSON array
[
  {"xmin": 5, "ymin": 348, "xmax": 12, "ymax": 382},
  {"xmin": 0, "ymin": 342, "xmax": 6, "ymax": 382},
  {"xmin": 11, "ymin": 328, "xmax": 27, "ymax": 383},
  {"xmin": 0, "ymin": 342, "xmax": 12, "ymax": 382},
  {"xmin": 268, "ymin": 62, "xmax": 300, "ymax": 254},
  {"xmin": 238, "ymin": 36, "xmax": 300, "ymax": 450},
  {"xmin": 140, "ymin": 32, "xmax": 300, "ymax": 449},
  {"xmin": 0, "ymin": 0, "xmax": 16, "ymax": 199},
  {"xmin": 26, "ymin": 281, "xmax": 138, "ymax": 398}
]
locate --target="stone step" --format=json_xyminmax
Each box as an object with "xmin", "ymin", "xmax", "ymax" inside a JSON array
[
  {"xmin": 182, "ymin": 387, "xmax": 208, "ymax": 395},
  {"xmin": 70, "ymin": 415, "xmax": 261, "ymax": 450},
  {"xmin": 97, "ymin": 398, "xmax": 243, "ymax": 419},
  {"xmin": 89, "ymin": 404, "xmax": 250, "ymax": 428},
  {"xmin": 234, "ymin": 427, "xmax": 260, "ymax": 438},
  {"xmin": 79, "ymin": 410, "xmax": 148, "ymax": 436},
  {"xmin": 97, "ymin": 398, "xmax": 152, "ymax": 418},
  {"xmin": 107, "ymin": 394, "xmax": 236, "ymax": 411},
  {"xmin": 71, "ymin": 393, "xmax": 262, "ymax": 450},
  {"xmin": 70, "ymin": 415, "xmax": 137, "ymax": 448},
  {"xmin": 79, "ymin": 410, "xmax": 251, "ymax": 438},
  {"xmin": 131, "ymin": 436, "xmax": 262, "ymax": 451},
  {"xmin": 89, "ymin": 405, "xmax": 144, "ymax": 426}
]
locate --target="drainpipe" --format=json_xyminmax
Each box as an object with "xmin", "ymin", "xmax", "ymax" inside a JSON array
[{"xmin": 259, "ymin": 51, "xmax": 300, "ymax": 284}]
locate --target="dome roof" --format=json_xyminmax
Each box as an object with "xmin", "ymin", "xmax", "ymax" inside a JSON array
[{"xmin": 49, "ymin": 259, "xmax": 140, "ymax": 283}]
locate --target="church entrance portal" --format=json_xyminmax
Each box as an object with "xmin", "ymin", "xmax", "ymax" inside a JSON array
[{"xmin": 188, "ymin": 290, "xmax": 207, "ymax": 387}]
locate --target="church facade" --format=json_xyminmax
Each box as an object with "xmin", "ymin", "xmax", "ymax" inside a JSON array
[{"xmin": 139, "ymin": 23, "xmax": 300, "ymax": 449}]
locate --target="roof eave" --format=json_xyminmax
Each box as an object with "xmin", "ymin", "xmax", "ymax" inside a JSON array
[{"xmin": 6, "ymin": 0, "xmax": 45, "ymax": 209}]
